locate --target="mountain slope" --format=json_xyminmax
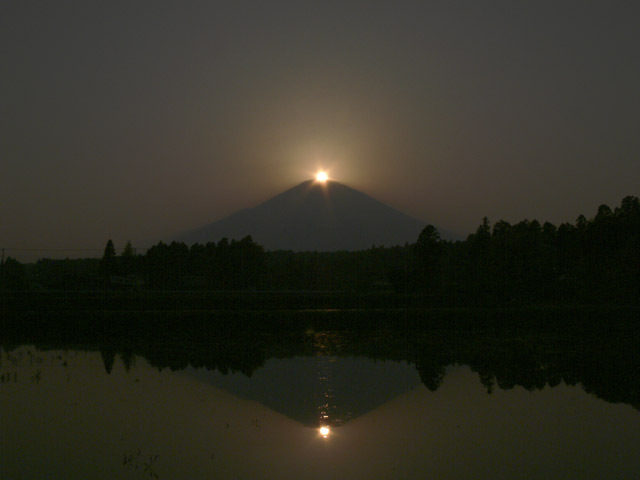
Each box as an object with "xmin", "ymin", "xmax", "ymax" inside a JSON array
[{"xmin": 179, "ymin": 180, "xmax": 427, "ymax": 251}]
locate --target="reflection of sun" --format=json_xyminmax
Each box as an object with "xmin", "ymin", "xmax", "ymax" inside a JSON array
[
  {"xmin": 319, "ymin": 426, "xmax": 330, "ymax": 438},
  {"xmin": 315, "ymin": 171, "xmax": 329, "ymax": 182}
]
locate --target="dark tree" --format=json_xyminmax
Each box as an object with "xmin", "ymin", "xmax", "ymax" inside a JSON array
[
  {"xmin": 414, "ymin": 225, "xmax": 443, "ymax": 292},
  {"xmin": 466, "ymin": 217, "xmax": 492, "ymax": 301},
  {"xmin": 120, "ymin": 241, "xmax": 136, "ymax": 275},
  {"xmin": 122, "ymin": 241, "xmax": 134, "ymax": 257},
  {"xmin": 103, "ymin": 240, "xmax": 116, "ymax": 260},
  {"xmin": 101, "ymin": 239, "xmax": 116, "ymax": 285},
  {"xmin": 0, "ymin": 257, "xmax": 27, "ymax": 291}
]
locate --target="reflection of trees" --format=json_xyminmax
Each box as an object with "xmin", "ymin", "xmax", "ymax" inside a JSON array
[
  {"xmin": 2, "ymin": 309, "xmax": 638, "ymax": 410},
  {"xmin": 101, "ymin": 349, "xmax": 116, "ymax": 374},
  {"xmin": 467, "ymin": 341, "xmax": 551, "ymax": 392},
  {"xmin": 460, "ymin": 334, "xmax": 640, "ymax": 410},
  {"xmin": 415, "ymin": 361, "xmax": 446, "ymax": 392}
]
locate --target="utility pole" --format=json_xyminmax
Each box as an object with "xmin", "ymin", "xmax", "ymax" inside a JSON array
[{"xmin": 1, "ymin": 248, "xmax": 4, "ymax": 265}]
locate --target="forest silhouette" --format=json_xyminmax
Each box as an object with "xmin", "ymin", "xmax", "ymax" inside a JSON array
[
  {"xmin": 2, "ymin": 197, "xmax": 639, "ymax": 416},
  {"xmin": 2, "ymin": 195, "xmax": 638, "ymax": 306},
  {"xmin": 2, "ymin": 309, "xmax": 638, "ymax": 412}
]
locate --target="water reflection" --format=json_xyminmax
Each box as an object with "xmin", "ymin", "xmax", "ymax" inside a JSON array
[
  {"xmin": 314, "ymin": 333, "xmax": 337, "ymax": 429},
  {"xmin": 316, "ymin": 355, "xmax": 336, "ymax": 427},
  {"xmin": 2, "ymin": 308, "xmax": 640, "ymax": 478},
  {"xmin": 4, "ymin": 308, "xmax": 639, "ymax": 410},
  {"xmin": 187, "ymin": 355, "xmax": 421, "ymax": 428},
  {"xmin": 1, "ymin": 345, "xmax": 639, "ymax": 480}
]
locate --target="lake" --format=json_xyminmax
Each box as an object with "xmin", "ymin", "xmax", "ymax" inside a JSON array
[{"xmin": 2, "ymin": 309, "xmax": 639, "ymax": 479}]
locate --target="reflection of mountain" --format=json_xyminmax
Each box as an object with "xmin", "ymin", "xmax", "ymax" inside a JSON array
[
  {"xmin": 3, "ymin": 309, "xmax": 639, "ymax": 412},
  {"xmin": 4, "ymin": 346, "xmax": 639, "ymax": 480},
  {"xmin": 178, "ymin": 180, "xmax": 427, "ymax": 250},
  {"xmin": 187, "ymin": 356, "xmax": 421, "ymax": 427}
]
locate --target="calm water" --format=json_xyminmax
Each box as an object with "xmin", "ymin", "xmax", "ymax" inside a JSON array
[{"xmin": 2, "ymin": 314, "xmax": 639, "ymax": 479}]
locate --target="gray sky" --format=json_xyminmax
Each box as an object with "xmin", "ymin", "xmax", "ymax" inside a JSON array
[{"xmin": 2, "ymin": 1, "xmax": 639, "ymax": 259}]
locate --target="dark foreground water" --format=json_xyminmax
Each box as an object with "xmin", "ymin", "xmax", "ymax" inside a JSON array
[{"xmin": 2, "ymin": 309, "xmax": 639, "ymax": 479}]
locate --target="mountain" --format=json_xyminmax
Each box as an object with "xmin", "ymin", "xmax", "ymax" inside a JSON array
[
  {"xmin": 179, "ymin": 180, "xmax": 427, "ymax": 251},
  {"xmin": 188, "ymin": 356, "xmax": 422, "ymax": 428}
]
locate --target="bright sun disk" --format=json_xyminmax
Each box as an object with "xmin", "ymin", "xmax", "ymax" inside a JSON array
[{"xmin": 315, "ymin": 171, "xmax": 328, "ymax": 182}]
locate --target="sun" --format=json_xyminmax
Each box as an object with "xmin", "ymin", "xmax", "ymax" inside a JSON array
[{"xmin": 315, "ymin": 171, "xmax": 329, "ymax": 182}]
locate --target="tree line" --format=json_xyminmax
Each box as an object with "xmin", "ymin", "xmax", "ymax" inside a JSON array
[
  {"xmin": 2, "ymin": 195, "xmax": 638, "ymax": 305},
  {"xmin": 3, "ymin": 310, "xmax": 638, "ymax": 409},
  {"xmin": 455, "ymin": 195, "xmax": 640, "ymax": 304}
]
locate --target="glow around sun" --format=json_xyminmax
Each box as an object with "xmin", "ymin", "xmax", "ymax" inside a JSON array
[{"xmin": 315, "ymin": 171, "xmax": 329, "ymax": 182}]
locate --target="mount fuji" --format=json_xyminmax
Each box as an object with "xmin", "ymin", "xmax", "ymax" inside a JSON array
[{"xmin": 179, "ymin": 180, "xmax": 428, "ymax": 251}]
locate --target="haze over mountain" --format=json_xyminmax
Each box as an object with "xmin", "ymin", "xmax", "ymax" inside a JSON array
[{"xmin": 179, "ymin": 180, "xmax": 429, "ymax": 251}]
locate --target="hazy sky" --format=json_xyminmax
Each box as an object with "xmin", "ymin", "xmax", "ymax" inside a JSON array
[{"xmin": 2, "ymin": 1, "xmax": 639, "ymax": 259}]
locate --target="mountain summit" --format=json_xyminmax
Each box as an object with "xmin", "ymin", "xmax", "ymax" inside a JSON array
[{"xmin": 179, "ymin": 180, "xmax": 426, "ymax": 251}]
